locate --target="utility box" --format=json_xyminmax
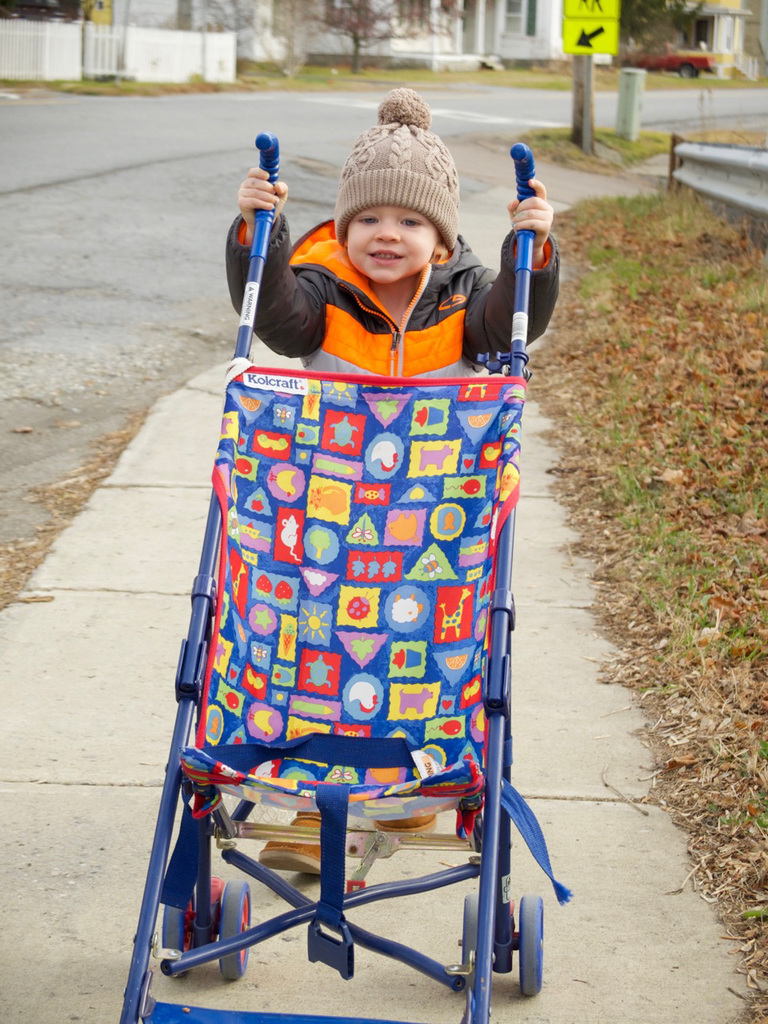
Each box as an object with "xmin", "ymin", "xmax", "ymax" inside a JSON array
[{"xmin": 616, "ymin": 68, "xmax": 646, "ymax": 141}]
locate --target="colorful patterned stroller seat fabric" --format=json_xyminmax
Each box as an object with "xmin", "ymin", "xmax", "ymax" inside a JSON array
[{"xmin": 180, "ymin": 364, "xmax": 526, "ymax": 829}]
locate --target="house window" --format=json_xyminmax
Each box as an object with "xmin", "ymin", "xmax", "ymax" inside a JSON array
[
  {"xmin": 506, "ymin": 0, "xmax": 523, "ymax": 33},
  {"xmin": 397, "ymin": 0, "xmax": 427, "ymax": 19},
  {"xmin": 506, "ymin": 0, "xmax": 536, "ymax": 36},
  {"xmin": 397, "ymin": 0, "xmax": 431, "ymax": 27},
  {"xmin": 693, "ymin": 18, "xmax": 710, "ymax": 49}
]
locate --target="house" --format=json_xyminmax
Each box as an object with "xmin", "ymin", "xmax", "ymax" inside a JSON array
[
  {"xmin": 744, "ymin": 0, "xmax": 768, "ymax": 74},
  {"xmin": 676, "ymin": 0, "xmax": 759, "ymax": 77},
  {"xmin": 462, "ymin": 0, "xmax": 566, "ymax": 64},
  {"xmin": 110, "ymin": 0, "xmax": 761, "ymax": 76},
  {"xmin": 302, "ymin": 0, "xmax": 566, "ymax": 68}
]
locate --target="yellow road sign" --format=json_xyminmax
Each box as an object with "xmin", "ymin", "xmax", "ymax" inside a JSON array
[
  {"xmin": 562, "ymin": 18, "xmax": 620, "ymax": 55},
  {"xmin": 563, "ymin": 0, "xmax": 620, "ymax": 20}
]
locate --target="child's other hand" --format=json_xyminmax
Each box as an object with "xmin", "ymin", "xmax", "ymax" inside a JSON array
[
  {"xmin": 507, "ymin": 178, "xmax": 553, "ymax": 269},
  {"xmin": 238, "ymin": 168, "xmax": 289, "ymax": 244}
]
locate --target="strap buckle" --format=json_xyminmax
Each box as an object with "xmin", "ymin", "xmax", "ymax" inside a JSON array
[{"xmin": 307, "ymin": 918, "xmax": 355, "ymax": 979}]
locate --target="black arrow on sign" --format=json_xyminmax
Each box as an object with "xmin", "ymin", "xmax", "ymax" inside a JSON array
[{"xmin": 577, "ymin": 25, "xmax": 605, "ymax": 47}]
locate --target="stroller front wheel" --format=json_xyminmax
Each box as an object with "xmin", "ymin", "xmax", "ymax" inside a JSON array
[
  {"xmin": 517, "ymin": 893, "xmax": 544, "ymax": 996},
  {"xmin": 461, "ymin": 892, "xmax": 479, "ymax": 986}
]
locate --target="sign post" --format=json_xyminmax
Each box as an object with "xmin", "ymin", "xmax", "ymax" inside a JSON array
[{"xmin": 563, "ymin": 0, "xmax": 621, "ymax": 155}]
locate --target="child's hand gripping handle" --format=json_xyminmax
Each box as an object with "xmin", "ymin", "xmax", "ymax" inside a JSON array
[
  {"xmin": 477, "ymin": 143, "xmax": 536, "ymax": 377},
  {"xmin": 235, "ymin": 132, "xmax": 280, "ymax": 359},
  {"xmin": 510, "ymin": 143, "xmax": 535, "ymax": 375}
]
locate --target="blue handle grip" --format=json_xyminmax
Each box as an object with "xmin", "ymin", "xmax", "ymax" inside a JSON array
[
  {"xmin": 250, "ymin": 132, "xmax": 280, "ymax": 259},
  {"xmin": 256, "ymin": 132, "xmax": 280, "ymax": 182},
  {"xmin": 233, "ymin": 132, "xmax": 281, "ymax": 359},
  {"xmin": 510, "ymin": 143, "xmax": 535, "ymax": 201}
]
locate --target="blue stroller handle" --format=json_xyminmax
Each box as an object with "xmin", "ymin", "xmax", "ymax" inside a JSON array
[
  {"xmin": 478, "ymin": 143, "xmax": 536, "ymax": 377},
  {"xmin": 256, "ymin": 131, "xmax": 280, "ymax": 181},
  {"xmin": 510, "ymin": 142, "xmax": 536, "ymax": 265},
  {"xmin": 510, "ymin": 142, "xmax": 536, "ymax": 200},
  {"xmin": 234, "ymin": 132, "xmax": 281, "ymax": 359}
]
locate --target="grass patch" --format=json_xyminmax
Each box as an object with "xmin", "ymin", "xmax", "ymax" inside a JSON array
[
  {"xmin": 519, "ymin": 126, "xmax": 673, "ymax": 172},
  {"xmin": 4, "ymin": 63, "xmax": 766, "ymax": 98},
  {"xmin": 535, "ymin": 187, "xmax": 768, "ymax": 1015}
]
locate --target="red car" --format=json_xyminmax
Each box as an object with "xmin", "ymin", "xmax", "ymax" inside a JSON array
[{"xmin": 624, "ymin": 47, "xmax": 716, "ymax": 78}]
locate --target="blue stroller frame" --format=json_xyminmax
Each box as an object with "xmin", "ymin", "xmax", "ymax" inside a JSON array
[{"xmin": 119, "ymin": 136, "xmax": 569, "ymax": 1024}]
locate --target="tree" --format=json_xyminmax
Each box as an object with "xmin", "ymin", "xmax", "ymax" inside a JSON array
[
  {"xmin": 320, "ymin": 0, "xmax": 393, "ymax": 72},
  {"xmin": 620, "ymin": 0, "xmax": 668, "ymax": 46},
  {"xmin": 273, "ymin": 0, "xmax": 317, "ymax": 76},
  {"xmin": 620, "ymin": 0, "xmax": 703, "ymax": 50}
]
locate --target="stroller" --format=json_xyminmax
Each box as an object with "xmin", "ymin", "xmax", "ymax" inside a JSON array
[{"xmin": 119, "ymin": 136, "xmax": 569, "ymax": 1024}]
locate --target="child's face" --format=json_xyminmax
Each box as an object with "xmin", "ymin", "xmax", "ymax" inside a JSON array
[{"xmin": 345, "ymin": 206, "xmax": 442, "ymax": 288}]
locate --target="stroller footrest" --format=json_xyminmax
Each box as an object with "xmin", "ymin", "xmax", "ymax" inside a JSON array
[{"xmin": 147, "ymin": 1002, "xmax": 420, "ymax": 1024}]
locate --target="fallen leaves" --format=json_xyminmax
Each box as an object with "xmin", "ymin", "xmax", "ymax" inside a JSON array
[{"xmin": 665, "ymin": 754, "xmax": 700, "ymax": 771}]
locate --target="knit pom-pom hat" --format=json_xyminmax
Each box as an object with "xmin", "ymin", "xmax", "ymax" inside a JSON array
[{"xmin": 334, "ymin": 88, "xmax": 460, "ymax": 250}]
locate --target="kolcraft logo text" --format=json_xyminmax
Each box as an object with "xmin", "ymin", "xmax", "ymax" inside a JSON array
[{"xmin": 243, "ymin": 372, "xmax": 308, "ymax": 395}]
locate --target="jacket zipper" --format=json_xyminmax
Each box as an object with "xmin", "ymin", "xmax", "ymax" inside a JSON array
[
  {"xmin": 390, "ymin": 264, "xmax": 432, "ymax": 377},
  {"xmin": 341, "ymin": 264, "xmax": 433, "ymax": 377},
  {"xmin": 389, "ymin": 332, "xmax": 401, "ymax": 377}
]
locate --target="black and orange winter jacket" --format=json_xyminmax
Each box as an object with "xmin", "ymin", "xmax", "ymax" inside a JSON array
[{"xmin": 226, "ymin": 214, "xmax": 559, "ymax": 378}]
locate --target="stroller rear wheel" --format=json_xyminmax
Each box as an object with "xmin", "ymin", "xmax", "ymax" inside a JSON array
[
  {"xmin": 517, "ymin": 894, "xmax": 544, "ymax": 996},
  {"xmin": 218, "ymin": 880, "xmax": 251, "ymax": 980}
]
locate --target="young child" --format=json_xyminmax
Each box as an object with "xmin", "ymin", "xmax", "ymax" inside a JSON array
[
  {"xmin": 224, "ymin": 88, "xmax": 559, "ymax": 872},
  {"xmin": 226, "ymin": 87, "xmax": 558, "ymax": 379}
]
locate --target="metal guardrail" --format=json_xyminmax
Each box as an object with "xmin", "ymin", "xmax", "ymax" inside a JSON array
[
  {"xmin": 673, "ymin": 141, "xmax": 768, "ymax": 217},
  {"xmin": 671, "ymin": 140, "xmax": 768, "ymax": 250}
]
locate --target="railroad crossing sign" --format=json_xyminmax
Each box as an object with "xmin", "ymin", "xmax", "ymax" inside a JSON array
[{"xmin": 562, "ymin": 0, "xmax": 621, "ymax": 56}]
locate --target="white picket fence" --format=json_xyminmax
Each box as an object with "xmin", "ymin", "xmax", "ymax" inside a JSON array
[
  {"xmin": 0, "ymin": 20, "xmax": 79, "ymax": 80},
  {"xmin": 0, "ymin": 20, "xmax": 236, "ymax": 83}
]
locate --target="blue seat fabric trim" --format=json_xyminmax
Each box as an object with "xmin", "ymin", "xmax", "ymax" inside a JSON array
[{"xmin": 203, "ymin": 733, "xmax": 415, "ymax": 773}]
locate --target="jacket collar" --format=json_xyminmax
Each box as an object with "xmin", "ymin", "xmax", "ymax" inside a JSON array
[{"xmin": 290, "ymin": 219, "xmax": 463, "ymax": 314}]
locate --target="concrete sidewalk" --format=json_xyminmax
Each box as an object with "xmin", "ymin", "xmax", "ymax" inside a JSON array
[{"xmin": 0, "ymin": 164, "xmax": 749, "ymax": 1024}]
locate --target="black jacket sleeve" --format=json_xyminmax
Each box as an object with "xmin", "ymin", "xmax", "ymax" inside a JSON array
[
  {"xmin": 225, "ymin": 214, "xmax": 326, "ymax": 359},
  {"xmin": 462, "ymin": 230, "xmax": 560, "ymax": 364}
]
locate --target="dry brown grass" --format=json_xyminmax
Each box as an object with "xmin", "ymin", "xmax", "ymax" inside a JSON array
[{"xmin": 0, "ymin": 412, "xmax": 146, "ymax": 608}]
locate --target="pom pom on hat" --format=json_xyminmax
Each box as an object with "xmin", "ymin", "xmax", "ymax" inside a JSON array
[
  {"xmin": 335, "ymin": 88, "xmax": 459, "ymax": 250},
  {"xmin": 377, "ymin": 88, "xmax": 432, "ymax": 131}
]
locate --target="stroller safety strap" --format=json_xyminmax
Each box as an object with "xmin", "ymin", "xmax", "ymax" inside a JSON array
[
  {"xmin": 500, "ymin": 779, "xmax": 572, "ymax": 905},
  {"xmin": 161, "ymin": 796, "xmax": 202, "ymax": 911},
  {"xmin": 308, "ymin": 783, "xmax": 355, "ymax": 978}
]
